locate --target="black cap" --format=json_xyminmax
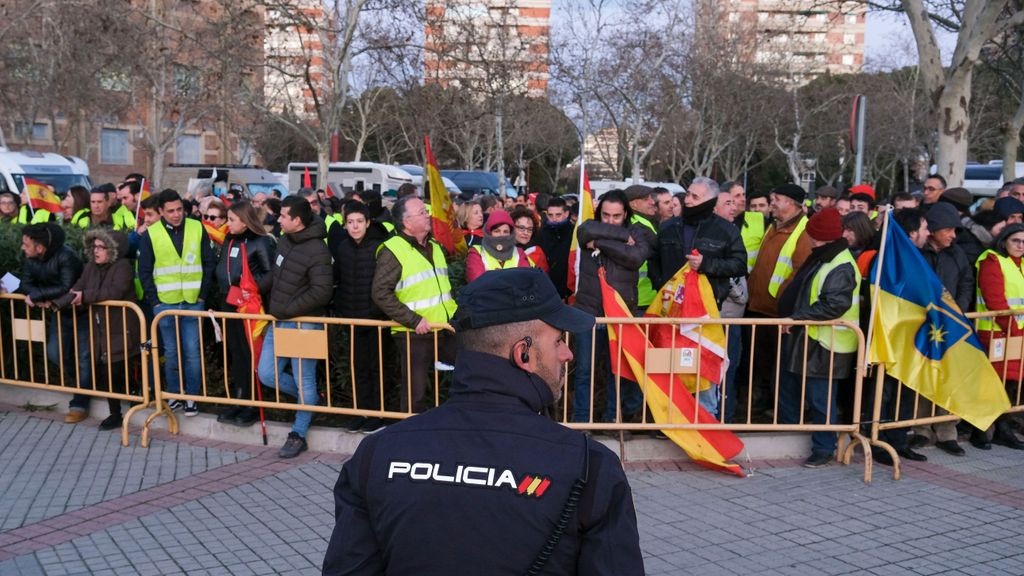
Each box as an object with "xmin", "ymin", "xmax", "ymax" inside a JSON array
[
  {"xmin": 925, "ymin": 202, "xmax": 961, "ymax": 231},
  {"xmin": 91, "ymin": 183, "xmax": 116, "ymax": 194},
  {"xmin": 452, "ymin": 268, "xmax": 594, "ymax": 333},
  {"xmin": 771, "ymin": 183, "xmax": 806, "ymax": 204}
]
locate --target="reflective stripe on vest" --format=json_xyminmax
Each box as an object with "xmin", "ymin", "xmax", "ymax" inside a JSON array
[
  {"xmin": 382, "ymin": 235, "xmax": 457, "ymax": 333},
  {"xmin": 149, "ymin": 219, "xmax": 204, "ymax": 304},
  {"xmin": 112, "ymin": 205, "xmax": 136, "ymax": 231},
  {"xmin": 70, "ymin": 208, "xmax": 90, "ymax": 228},
  {"xmin": 975, "ymin": 250, "xmax": 1024, "ymax": 332},
  {"xmin": 741, "ymin": 211, "xmax": 766, "ymax": 273},
  {"xmin": 473, "ymin": 245, "xmax": 522, "ymax": 272},
  {"xmin": 766, "ymin": 215, "xmax": 808, "ymax": 298},
  {"xmin": 631, "ymin": 214, "xmax": 657, "ymax": 307},
  {"xmin": 805, "ymin": 249, "xmax": 861, "ymax": 353}
]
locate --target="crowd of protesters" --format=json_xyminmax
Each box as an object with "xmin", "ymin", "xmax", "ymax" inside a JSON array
[{"xmin": 2, "ymin": 172, "xmax": 1024, "ymax": 466}]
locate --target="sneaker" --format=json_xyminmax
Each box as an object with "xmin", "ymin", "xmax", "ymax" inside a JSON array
[
  {"xmin": 359, "ymin": 418, "xmax": 386, "ymax": 434},
  {"xmin": 184, "ymin": 401, "xmax": 198, "ymax": 417},
  {"xmin": 232, "ymin": 408, "xmax": 259, "ymax": 427},
  {"xmin": 346, "ymin": 416, "xmax": 367, "ymax": 433},
  {"xmin": 803, "ymin": 452, "xmax": 834, "ymax": 468},
  {"xmin": 279, "ymin": 432, "xmax": 308, "ymax": 459},
  {"xmin": 98, "ymin": 414, "xmax": 123, "ymax": 431},
  {"xmin": 217, "ymin": 407, "xmax": 241, "ymax": 424},
  {"xmin": 166, "ymin": 400, "xmax": 185, "ymax": 412}
]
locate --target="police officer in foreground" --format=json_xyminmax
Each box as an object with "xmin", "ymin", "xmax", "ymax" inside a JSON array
[{"xmin": 323, "ymin": 268, "xmax": 644, "ymax": 576}]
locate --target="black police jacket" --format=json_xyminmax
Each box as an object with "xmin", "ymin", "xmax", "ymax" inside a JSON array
[{"xmin": 323, "ymin": 350, "xmax": 644, "ymax": 576}]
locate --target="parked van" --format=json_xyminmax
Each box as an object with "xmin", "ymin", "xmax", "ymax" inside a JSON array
[
  {"xmin": 962, "ymin": 161, "xmax": 1024, "ymax": 197},
  {"xmin": 439, "ymin": 170, "xmax": 517, "ymax": 198},
  {"xmin": 163, "ymin": 164, "xmax": 286, "ymax": 199},
  {"xmin": 286, "ymin": 162, "xmax": 414, "ymax": 197},
  {"xmin": 398, "ymin": 165, "xmax": 463, "ymax": 195},
  {"xmin": 0, "ymin": 148, "xmax": 91, "ymax": 195}
]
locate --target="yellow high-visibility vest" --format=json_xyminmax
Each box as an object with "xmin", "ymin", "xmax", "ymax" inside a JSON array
[
  {"xmin": 70, "ymin": 208, "xmax": 90, "ymax": 228},
  {"xmin": 975, "ymin": 250, "xmax": 1024, "ymax": 333},
  {"xmin": 631, "ymin": 214, "xmax": 657, "ymax": 307},
  {"xmin": 805, "ymin": 249, "xmax": 861, "ymax": 353},
  {"xmin": 472, "ymin": 244, "xmax": 522, "ymax": 272},
  {"xmin": 741, "ymin": 211, "xmax": 766, "ymax": 273},
  {"xmin": 380, "ymin": 235, "xmax": 457, "ymax": 333},
  {"xmin": 766, "ymin": 215, "xmax": 808, "ymax": 298},
  {"xmin": 112, "ymin": 205, "xmax": 136, "ymax": 231},
  {"xmin": 149, "ymin": 219, "xmax": 203, "ymax": 304}
]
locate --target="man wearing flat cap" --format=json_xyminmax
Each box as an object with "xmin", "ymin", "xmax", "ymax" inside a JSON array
[
  {"xmin": 623, "ymin": 184, "xmax": 660, "ymax": 310},
  {"xmin": 746, "ymin": 183, "xmax": 813, "ymax": 414},
  {"xmin": 323, "ymin": 268, "xmax": 644, "ymax": 576}
]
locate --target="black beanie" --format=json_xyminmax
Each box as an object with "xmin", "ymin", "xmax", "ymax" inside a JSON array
[{"xmin": 771, "ymin": 183, "xmax": 806, "ymax": 204}]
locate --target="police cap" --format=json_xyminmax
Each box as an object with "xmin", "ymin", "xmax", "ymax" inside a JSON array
[{"xmin": 452, "ymin": 268, "xmax": 594, "ymax": 333}]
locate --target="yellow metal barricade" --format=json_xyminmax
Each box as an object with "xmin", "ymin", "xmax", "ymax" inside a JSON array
[
  {"xmin": 142, "ymin": 308, "xmax": 453, "ymax": 447},
  {"xmin": 868, "ymin": 309, "xmax": 1024, "ymax": 480},
  {"xmin": 0, "ymin": 294, "xmax": 151, "ymax": 446},
  {"xmin": 555, "ymin": 316, "xmax": 873, "ymax": 482}
]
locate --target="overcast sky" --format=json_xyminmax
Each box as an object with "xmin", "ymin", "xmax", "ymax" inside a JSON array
[{"xmin": 863, "ymin": 9, "xmax": 957, "ymax": 69}]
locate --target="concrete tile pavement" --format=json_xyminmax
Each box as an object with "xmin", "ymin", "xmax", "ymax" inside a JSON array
[{"xmin": 1, "ymin": 405, "xmax": 1023, "ymax": 575}]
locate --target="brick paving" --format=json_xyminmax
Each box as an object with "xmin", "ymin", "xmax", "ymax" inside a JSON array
[{"xmin": 1, "ymin": 405, "xmax": 1023, "ymax": 575}]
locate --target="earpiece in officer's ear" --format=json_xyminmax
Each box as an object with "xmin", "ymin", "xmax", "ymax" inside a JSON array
[{"xmin": 520, "ymin": 336, "xmax": 533, "ymax": 364}]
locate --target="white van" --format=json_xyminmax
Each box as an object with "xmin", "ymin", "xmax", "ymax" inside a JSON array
[
  {"xmin": 962, "ymin": 161, "xmax": 1024, "ymax": 197},
  {"xmin": 0, "ymin": 147, "xmax": 91, "ymax": 195},
  {"xmin": 286, "ymin": 162, "xmax": 414, "ymax": 197},
  {"xmin": 163, "ymin": 164, "xmax": 287, "ymax": 199}
]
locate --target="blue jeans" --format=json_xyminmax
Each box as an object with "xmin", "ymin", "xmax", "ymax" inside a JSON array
[
  {"xmin": 779, "ymin": 370, "xmax": 838, "ymax": 456},
  {"xmin": 257, "ymin": 322, "xmax": 322, "ymax": 437},
  {"xmin": 573, "ymin": 326, "xmax": 643, "ymax": 423},
  {"xmin": 718, "ymin": 325, "xmax": 743, "ymax": 423},
  {"xmin": 47, "ymin": 310, "xmax": 92, "ymax": 411},
  {"xmin": 155, "ymin": 302, "xmax": 203, "ymax": 396}
]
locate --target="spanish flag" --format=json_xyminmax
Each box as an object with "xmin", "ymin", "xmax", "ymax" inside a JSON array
[
  {"xmin": 425, "ymin": 135, "xmax": 466, "ymax": 255},
  {"xmin": 24, "ymin": 178, "xmax": 61, "ymax": 214},
  {"xmin": 870, "ymin": 216, "xmax": 1010, "ymax": 430},
  {"xmin": 601, "ymin": 268, "xmax": 745, "ymax": 477},
  {"xmin": 566, "ymin": 162, "xmax": 595, "ymax": 296},
  {"xmin": 644, "ymin": 260, "xmax": 727, "ymax": 393},
  {"xmin": 203, "ymin": 220, "xmax": 227, "ymax": 245}
]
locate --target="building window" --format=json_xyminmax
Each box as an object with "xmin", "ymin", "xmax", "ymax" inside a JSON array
[
  {"xmin": 176, "ymin": 134, "xmax": 201, "ymax": 164},
  {"xmin": 14, "ymin": 122, "xmax": 48, "ymax": 140},
  {"xmin": 844, "ymin": 33, "xmax": 855, "ymax": 45},
  {"xmin": 100, "ymin": 128, "xmax": 131, "ymax": 165},
  {"xmin": 174, "ymin": 65, "xmax": 202, "ymax": 97},
  {"xmin": 728, "ymin": 12, "xmax": 739, "ymax": 22},
  {"xmin": 99, "ymin": 71, "xmax": 131, "ymax": 92},
  {"xmin": 842, "ymin": 54, "xmax": 855, "ymax": 66},
  {"xmin": 846, "ymin": 14, "xmax": 858, "ymax": 24}
]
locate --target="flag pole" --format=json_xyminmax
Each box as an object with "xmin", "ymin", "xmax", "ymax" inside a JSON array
[
  {"xmin": 863, "ymin": 205, "xmax": 892, "ymax": 369},
  {"xmin": 135, "ymin": 178, "xmax": 145, "ymax": 221},
  {"xmin": 23, "ymin": 179, "xmax": 35, "ymax": 217}
]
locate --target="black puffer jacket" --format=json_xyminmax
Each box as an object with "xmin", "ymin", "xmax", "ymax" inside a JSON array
[
  {"xmin": 922, "ymin": 241, "xmax": 974, "ymax": 313},
  {"xmin": 573, "ymin": 220, "xmax": 652, "ymax": 316},
  {"xmin": 268, "ymin": 220, "xmax": 333, "ymax": 319},
  {"xmin": 19, "ymin": 224, "xmax": 83, "ymax": 303},
  {"xmin": 537, "ymin": 219, "xmax": 575, "ymax": 299},
  {"xmin": 215, "ymin": 231, "xmax": 276, "ymax": 305},
  {"xmin": 332, "ymin": 222, "xmax": 389, "ymax": 319},
  {"xmin": 652, "ymin": 213, "xmax": 747, "ymax": 306}
]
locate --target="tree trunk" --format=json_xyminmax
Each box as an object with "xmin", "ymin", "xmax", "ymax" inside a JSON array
[
  {"xmin": 317, "ymin": 145, "xmax": 330, "ymax": 192},
  {"xmin": 1001, "ymin": 96, "xmax": 1024, "ymax": 181},
  {"xmin": 933, "ymin": 70, "xmax": 973, "ymax": 188}
]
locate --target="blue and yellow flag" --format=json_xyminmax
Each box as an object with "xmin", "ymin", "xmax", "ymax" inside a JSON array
[{"xmin": 870, "ymin": 218, "xmax": 1009, "ymax": 430}]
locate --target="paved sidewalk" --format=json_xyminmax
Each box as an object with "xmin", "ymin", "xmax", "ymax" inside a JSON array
[{"xmin": 1, "ymin": 406, "xmax": 1023, "ymax": 575}]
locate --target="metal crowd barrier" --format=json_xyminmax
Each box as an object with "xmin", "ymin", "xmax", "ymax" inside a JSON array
[
  {"xmin": 0, "ymin": 293, "xmax": 152, "ymax": 446},
  {"xmin": 139, "ymin": 308, "xmax": 874, "ymax": 480},
  {"xmin": 869, "ymin": 309, "xmax": 1024, "ymax": 480},
  {"xmin": 141, "ymin": 308, "xmax": 453, "ymax": 447},
  {"xmin": 559, "ymin": 317, "xmax": 872, "ymax": 481}
]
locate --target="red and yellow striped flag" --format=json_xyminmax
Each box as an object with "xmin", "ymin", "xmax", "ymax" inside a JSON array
[
  {"xmin": 566, "ymin": 162, "xmax": 595, "ymax": 296},
  {"xmin": 600, "ymin": 268, "xmax": 745, "ymax": 477},
  {"xmin": 644, "ymin": 259, "xmax": 727, "ymax": 392},
  {"xmin": 203, "ymin": 220, "xmax": 227, "ymax": 245},
  {"xmin": 425, "ymin": 135, "xmax": 466, "ymax": 255},
  {"xmin": 24, "ymin": 178, "xmax": 61, "ymax": 214}
]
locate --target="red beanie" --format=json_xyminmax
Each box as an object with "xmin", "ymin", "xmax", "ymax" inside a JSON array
[
  {"xmin": 848, "ymin": 184, "xmax": 875, "ymax": 200},
  {"xmin": 806, "ymin": 207, "xmax": 843, "ymax": 242},
  {"xmin": 485, "ymin": 209, "xmax": 514, "ymax": 235}
]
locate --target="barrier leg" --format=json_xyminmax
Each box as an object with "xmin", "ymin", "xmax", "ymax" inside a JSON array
[
  {"xmin": 869, "ymin": 438, "xmax": 900, "ymax": 481},
  {"xmin": 121, "ymin": 400, "xmax": 153, "ymax": 447}
]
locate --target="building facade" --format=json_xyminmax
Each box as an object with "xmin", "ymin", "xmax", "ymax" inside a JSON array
[{"xmin": 424, "ymin": 0, "xmax": 552, "ymax": 98}]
